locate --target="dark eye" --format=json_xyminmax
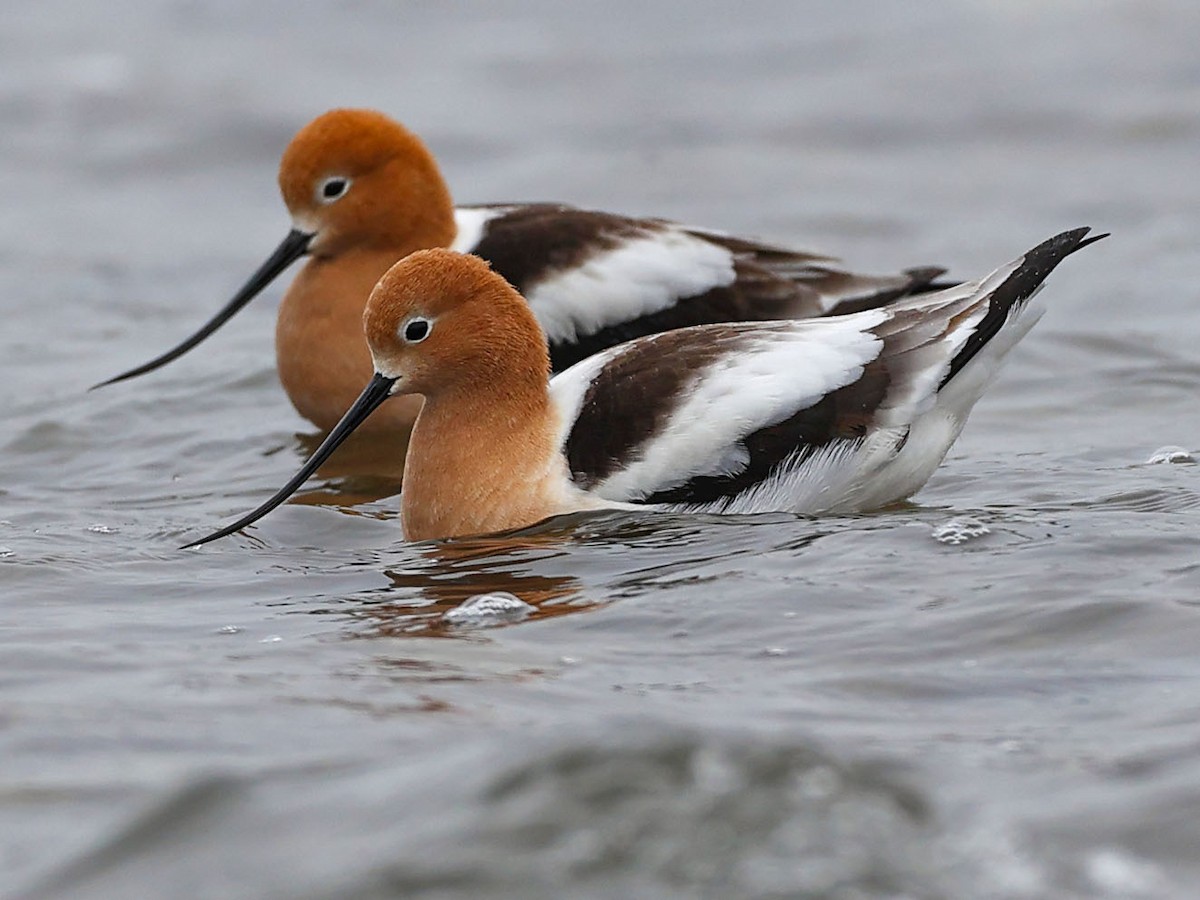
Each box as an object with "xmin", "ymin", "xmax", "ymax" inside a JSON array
[
  {"xmin": 318, "ymin": 177, "xmax": 350, "ymax": 203},
  {"xmin": 404, "ymin": 318, "xmax": 431, "ymax": 343}
]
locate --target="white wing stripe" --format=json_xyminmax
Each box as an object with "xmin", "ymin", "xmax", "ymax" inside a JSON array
[
  {"xmin": 524, "ymin": 229, "xmax": 738, "ymax": 344},
  {"xmin": 450, "ymin": 206, "xmax": 515, "ymax": 254},
  {"xmin": 595, "ymin": 316, "xmax": 887, "ymax": 500}
]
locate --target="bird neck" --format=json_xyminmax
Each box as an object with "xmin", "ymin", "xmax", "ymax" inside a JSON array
[
  {"xmin": 400, "ymin": 380, "xmax": 567, "ymax": 541},
  {"xmin": 277, "ymin": 248, "xmax": 423, "ymax": 433}
]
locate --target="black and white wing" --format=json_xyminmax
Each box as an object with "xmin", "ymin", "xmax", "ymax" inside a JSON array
[
  {"xmin": 547, "ymin": 228, "xmax": 1103, "ymax": 515},
  {"xmin": 452, "ymin": 204, "xmax": 947, "ymax": 372}
]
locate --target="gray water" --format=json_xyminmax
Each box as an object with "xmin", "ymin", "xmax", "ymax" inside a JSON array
[{"xmin": 3, "ymin": 2, "xmax": 1200, "ymax": 897}]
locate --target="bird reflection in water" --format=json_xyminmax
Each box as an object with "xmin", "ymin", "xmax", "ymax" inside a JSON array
[
  {"xmin": 283, "ymin": 427, "xmax": 410, "ymax": 507},
  {"xmin": 339, "ymin": 515, "xmax": 607, "ymax": 638}
]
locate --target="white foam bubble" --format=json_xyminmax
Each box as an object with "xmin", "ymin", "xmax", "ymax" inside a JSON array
[
  {"xmin": 1146, "ymin": 445, "xmax": 1195, "ymax": 465},
  {"xmin": 932, "ymin": 517, "xmax": 990, "ymax": 546},
  {"xmin": 442, "ymin": 592, "xmax": 536, "ymax": 629}
]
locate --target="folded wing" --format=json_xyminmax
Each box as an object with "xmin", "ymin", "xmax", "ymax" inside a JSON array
[
  {"xmin": 549, "ymin": 228, "xmax": 1102, "ymax": 514},
  {"xmin": 454, "ymin": 204, "xmax": 948, "ymax": 372}
]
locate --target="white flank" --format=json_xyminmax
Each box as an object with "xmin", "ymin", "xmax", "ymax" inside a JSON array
[
  {"xmin": 693, "ymin": 437, "xmax": 881, "ymax": 515},
  {"xmin": 450, "ymin": 206, "xmax": 516, "ymax": 254},
  {"xmin": 524, "ymin": 228, "xmax": 738, "ymax": 344},
  {"xmin": 591, "ymin": 314, "xmax": 887, "ymax": 502}
]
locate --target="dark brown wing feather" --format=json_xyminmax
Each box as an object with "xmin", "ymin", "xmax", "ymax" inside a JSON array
[{"xmin": 465, "ymin": 204, "xmax": 951, "ymax": 372}]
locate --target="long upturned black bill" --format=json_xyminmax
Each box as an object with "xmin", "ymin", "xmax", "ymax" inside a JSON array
[
  {"xmin": 92, "ymin": 229, "xmax": 313, "ymax": 389},
  {"xmin": 181, "ymin": 373, "xmax": 397, "ymax": 549}
]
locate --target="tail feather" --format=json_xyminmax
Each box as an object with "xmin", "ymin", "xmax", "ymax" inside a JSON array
[
  {"xmin": 939, "ymin": 227, "xmax": 1106, "ymax": 389},
  {"xmin": 868, "ymin": 227, "xmax": 1105, "ymax": 427},
  {"xmin": 816, "ymin": 264, "xmax": 951, "ymax": 317}
]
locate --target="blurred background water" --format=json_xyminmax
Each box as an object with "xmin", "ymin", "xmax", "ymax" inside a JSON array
[{"xmin": 2, "ymin": 1, "xmax": 1200, "ymax": 897}]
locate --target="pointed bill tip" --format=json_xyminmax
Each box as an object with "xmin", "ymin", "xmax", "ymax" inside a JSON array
[
  {"xmin": 95, "ymin": 229, "xmax": 312, "ymax": 390},
  {"xmin": 180, "ymin": 531, "xmax": 226, "ymax": 551},
  {"xmin": 90, "ymin": 369, "xmax": 141, "ymax": 391},
  {"xmin": 179, "ymin": 372, "xmax": 398, "ymax": 549}
]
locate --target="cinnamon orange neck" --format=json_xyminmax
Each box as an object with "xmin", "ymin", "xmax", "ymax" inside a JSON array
[{"xmin": 400, "ymin": 382, "xmax": 563, "ymax": 541}]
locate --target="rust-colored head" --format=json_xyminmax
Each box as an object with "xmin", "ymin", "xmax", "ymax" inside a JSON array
[
  {"xmin": 277, "ymin": 109, "xmax": 456, "ymax": 257},
  {"xmin": 182, "ymin": 250, "xmax": 558, "ymax": 550},
  {"xmin": 364, "ymin": 249, "xmax": 551, "ymax": 401}
]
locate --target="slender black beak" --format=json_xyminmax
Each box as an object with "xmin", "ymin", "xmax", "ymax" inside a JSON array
[
  {"xmin": 181, "ymin": 372, "xmax": 397, "ymax": 549},
  {"xmin": 92, "ymin": 229, "xmax": 313, "ymax": 389}
]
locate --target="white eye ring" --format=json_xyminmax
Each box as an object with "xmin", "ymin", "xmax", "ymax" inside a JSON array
[
  {"xmin": 317, "ymin": 176, "xmax": 351, "ymax": 204},
  {"xmin": 402, "ymin": 317, "xmax": 432, "ymax": 343}
]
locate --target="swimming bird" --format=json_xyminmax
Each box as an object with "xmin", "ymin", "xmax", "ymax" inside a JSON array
[
  {"xmin": 184, "ymin": 228, "xmax": 1103, "ymax": 547},
  {"xmin": 98, "ymin": 108, "xmax": 948, "ymax": 434}
]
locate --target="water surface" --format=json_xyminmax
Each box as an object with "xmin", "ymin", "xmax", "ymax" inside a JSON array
[{"xmin": 3, "ymin": 2, "xmax": 1200, "ymax": 897}]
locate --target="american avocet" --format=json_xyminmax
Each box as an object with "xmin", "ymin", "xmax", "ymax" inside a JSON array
[
  {"xmin": 184, "ymin": 228, "xmax": 1103, "ymax": 548},
  {"xmin": 99, "ymin": 108, "xmax": 948, "ymax": 434}
]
